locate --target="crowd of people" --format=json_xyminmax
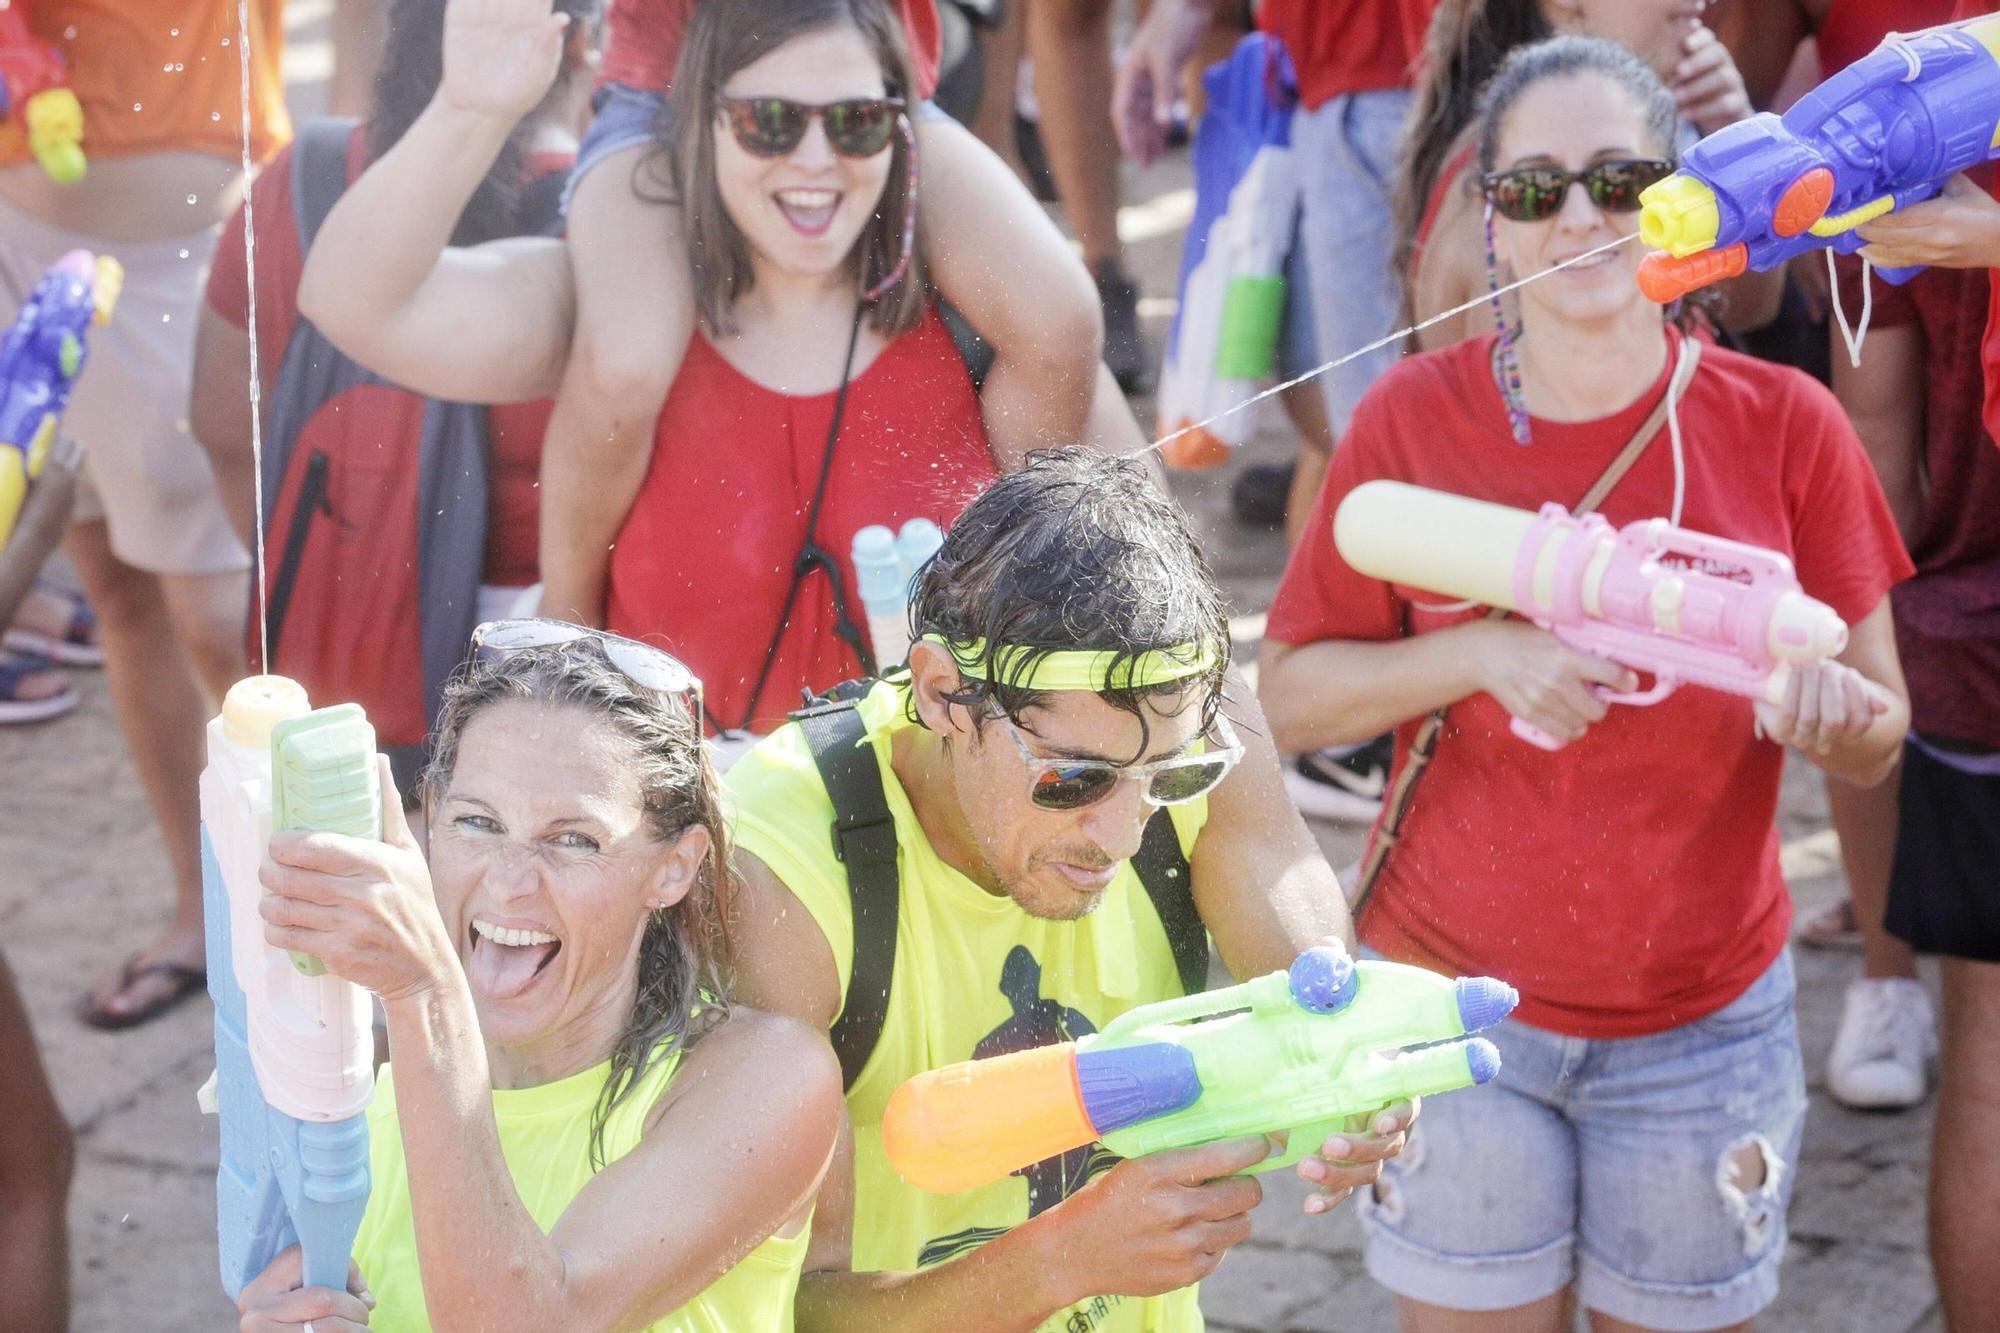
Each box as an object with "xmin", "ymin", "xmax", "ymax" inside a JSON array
[{"xmin": 0, "ymin": 0, "xmax": 1996, "ymax": 1330}]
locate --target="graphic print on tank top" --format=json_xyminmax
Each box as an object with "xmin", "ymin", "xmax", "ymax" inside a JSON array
[{"xmin": 914, "ymin": 947, "xmax": 1123, "ymax": 1267}]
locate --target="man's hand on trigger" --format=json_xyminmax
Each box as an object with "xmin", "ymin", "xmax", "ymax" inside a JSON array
[
  {"xmin": 1296, "ymin": 1100, "xmax": 1416, "ymax": 1215},
  {"xmin": 1858, "ymin": 174, "xmax": 2000, "ymax": 271},
  {"xmin": 1046, "ymin": 1135, "xmax": 1267, "ymax": 1301}
]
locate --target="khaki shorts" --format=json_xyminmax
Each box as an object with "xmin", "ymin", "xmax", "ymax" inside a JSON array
[{"xmin": 0, "ymin": 193, "xmax": 248, "ymax": 576}]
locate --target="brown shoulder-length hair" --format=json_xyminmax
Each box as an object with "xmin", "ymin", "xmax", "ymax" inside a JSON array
[{"xmin": 665, "ymin": 0, "xmax": 926, "ymax": 339}]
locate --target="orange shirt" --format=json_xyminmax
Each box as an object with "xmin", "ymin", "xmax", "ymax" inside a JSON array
[{"xmin": 0, "ymin": 0, "xmax": 288, "ymax": 169}]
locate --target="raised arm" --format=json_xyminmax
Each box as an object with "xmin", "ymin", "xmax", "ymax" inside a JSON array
[{"xmin": 297, "ymin": 0, "xmax": 576, "ymax": 403}]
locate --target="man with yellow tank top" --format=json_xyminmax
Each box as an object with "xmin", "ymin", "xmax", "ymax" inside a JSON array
[{"xmin": 727, "ymin": 449, "xmax": 1417, "ymax": 1333}]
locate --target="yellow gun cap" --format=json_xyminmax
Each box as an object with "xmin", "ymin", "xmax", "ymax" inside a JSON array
[
  {"xmin": 1638, "ymin": 174, "xmax": 1720, "ymax": 257},
  {"xmin": 221, "ymin": 675, "xmax": 312, "ymax": 748},
  {"xmin": 91, "ymin": 256, "xmax": 124, "ymax": 325}
]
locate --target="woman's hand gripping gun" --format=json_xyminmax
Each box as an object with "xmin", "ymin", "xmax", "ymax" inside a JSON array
[
  {"xmin": 0, "ymin": 2, "xmax": 85, "ymax": 181},
  {"xmin": 1333, "ymin": 481, "xmax": 1852, "ymax": 751},
  {"xmin": 1636, "ymin": 16, "xmax": 2000, "ymax": 302},
  {"xmin": 198, "ymin": 678, "xmax": 380, "ymax": 1299},
  {"xmin": 882, "ymin": 946, "xmax": 1516, "ymax": 1196}
]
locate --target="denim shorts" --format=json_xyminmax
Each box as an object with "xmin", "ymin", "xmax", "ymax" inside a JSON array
[
  {"xmin": 563, "ymin": 81, "xmax": 950, "ymax": 215},
  {"xmin": 1289, "ymin": 88, "xmax": 1411, "ymax": 433},
  {"xmin": 1357, "ymin": 949, "xmax": 1807, "ymax": 1330}
]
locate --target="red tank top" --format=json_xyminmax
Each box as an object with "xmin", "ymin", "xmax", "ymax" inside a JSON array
[{"xmin": 605, "ymin": 304, "xmax": 994, "ymax": 732}]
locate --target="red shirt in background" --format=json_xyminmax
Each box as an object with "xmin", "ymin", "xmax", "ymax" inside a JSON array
[
  {"xmin": 1835, "ymin": 255, "xmax": 2000, "ymax": 748},
  {"xmin": 1266, "ymin": 331, "xmax": 1910, "ymax": 1038},
  {"xmin": 1815, "ymin": 0, "xmax": 1952, "ymax": 73},
  {"xmin": 1257, "ymin": 0, "xmax": 1439, "ymax": 108},
  {"xmin": 205, "ymin": 125, "xmax": 560, "ymax": 588},
  {"xmin": 607, "ymin": 307, "xmax": 992, "ymax": 734},
  {"xmin": 1946, "ymin": 0, "xmax": 2000, "ymax": 454},
  {"xmin": 601, "ymin": 0, "xmax": 942, "ymax": 99}
]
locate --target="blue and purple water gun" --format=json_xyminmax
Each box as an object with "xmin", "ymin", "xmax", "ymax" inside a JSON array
[
  {"xmin": 0, "ymin": 249, "xmax": 119, "ymax": 552},
  {"xmin": 1639, "ymin": 16, "xmax": 2000, "ymax": 301}
]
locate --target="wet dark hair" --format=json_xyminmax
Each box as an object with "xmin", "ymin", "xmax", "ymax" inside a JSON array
[
  {"xmin": 1391, "ymin": 0, "xmax": 1553, "ymax": 316},
  {"xmin": 420, "ymin": 640, "xmax": 732, "ymax": 1167},
  {"xmin": 908, "ymin": 448, "xmax": 1232, "ymax": 759},
  {"xmin": 1475, "ymin": 35, "xmax": 1680, "ymax": 177},
  {"xmin": 665, "ymin": 0, "xmax": 925, "ymax": 339},
  {"xmin": 367, "ymin": 0, "xmax": 601, "ymax": 244}
]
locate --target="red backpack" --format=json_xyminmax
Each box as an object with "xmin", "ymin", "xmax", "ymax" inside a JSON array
[{"xmin": 255, "ymin": 119, "xmax": 547, "ymax": 786}]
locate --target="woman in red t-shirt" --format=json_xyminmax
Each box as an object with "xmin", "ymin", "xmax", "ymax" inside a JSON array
[
  {"xmin": 1396, "ymin": 0, "xmax": 1778, "ymax": 352},
  {"xmin": 298, "ymin": 0, "xmax": 996, "ymax": 736},
  {"xmin": 1261, "ymin": 38, "xmax": 1910, "ymax": 1330}
]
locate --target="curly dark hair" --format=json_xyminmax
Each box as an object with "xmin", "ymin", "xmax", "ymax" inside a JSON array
[{"xmin": 907, "ymin": 448, "xmax": 1232, "ymax": 760}]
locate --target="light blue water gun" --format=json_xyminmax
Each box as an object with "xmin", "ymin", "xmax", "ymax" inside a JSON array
[
  {"xmin": 200, "ymin": 677, "xmax": 379, "ymax": 1298},
  {"xmin": 1156, "ymin": 32, "xmax": 1297, "ymax": 470},
  {"xmin": 852, "ymin": 517, "xmax": 944, "ymax": 673}
]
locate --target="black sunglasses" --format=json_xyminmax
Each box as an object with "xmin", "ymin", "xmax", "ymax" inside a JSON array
[
  {"xmin": 1481, "ymin": 158, "xmax": 1674, "ymax": 223},
  {"xmin": 718, "ymin": 96, "xmax": 905, "ymax": 159}
]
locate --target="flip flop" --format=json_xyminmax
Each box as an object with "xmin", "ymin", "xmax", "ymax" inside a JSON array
[
  {"xmin": 0, "ymin": 650, "xmax": 77, "ymax": 724},
  {"xmin": 5, "ymin": 586, "xmax": 103, "ymax": 666},
  {"xmin": 79, "ymin": 955, "xmax": 208, "ymax": 1031}
]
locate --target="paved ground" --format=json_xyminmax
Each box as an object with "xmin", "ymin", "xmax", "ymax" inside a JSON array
[{"xmin": 0, "ymin": 7, "xmax": 1944, "ymax": 1329}]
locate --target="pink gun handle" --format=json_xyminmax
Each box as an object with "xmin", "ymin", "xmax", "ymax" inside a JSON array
[{"xmin": 1507, "ymin": 676, "xmax": 1679, "ymax": 751}]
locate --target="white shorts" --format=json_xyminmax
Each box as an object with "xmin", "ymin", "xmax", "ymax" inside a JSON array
[{"xmin": 0, "ymin": 193, "xmax": 248, "ymax": 576}]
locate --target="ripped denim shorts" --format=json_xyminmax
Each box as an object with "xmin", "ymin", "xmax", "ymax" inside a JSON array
[{"xmin": 1357, "ymin": 948, "xmax": 1807, "ymax": 1331}]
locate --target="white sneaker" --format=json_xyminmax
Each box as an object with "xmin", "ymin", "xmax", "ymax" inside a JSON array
[{"xmin": 1826, "ymin": 977, "xmax": 1937, "ymax": 1110}]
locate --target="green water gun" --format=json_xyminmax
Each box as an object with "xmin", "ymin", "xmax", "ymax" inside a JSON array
[{"xmin": 883, "ymin": 945, "xmax": 1517, "ymax": 1194}]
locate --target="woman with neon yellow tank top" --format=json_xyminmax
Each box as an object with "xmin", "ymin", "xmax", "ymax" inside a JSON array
[{"xmin": 237, "ymin": 630, "xmax": 842, "ymax": 1331}]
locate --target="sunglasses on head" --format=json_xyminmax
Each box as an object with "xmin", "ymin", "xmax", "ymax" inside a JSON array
[
  {"xmin": 996, "ymin": 711, "xmax": 1245, "ymax": 813},
  {"xmin": 470, "ymin": 619, "xmax": 704, "ymax": 714},
  {"xmin": 718, "ymin": 96, "xmax": 905, "ymax": 159},
  {"xmin": 1481, "ymin": 158, "xmax": 1674, "ymax": 223}
]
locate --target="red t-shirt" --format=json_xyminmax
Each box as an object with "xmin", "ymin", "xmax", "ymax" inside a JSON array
[
  {"xmin": 1257, "ymin": 0, "xmax": 1438, "ymax": 108},
  {"xmin": 606, "ymin": 305, "xmax": 993, "ymax": 733},
  {"xmin": 1835, "ymin": 255, "xmax": 2000, "ymax": 747},
  {"xmin": 1816, "ymin": 0, "xmax": 1954, "ymax": 74},
  {"xmin": 1266, "ymin": 331, "xmax": 1910, "ymax": 1038},
  {"xmin": 205, "ymin": 125, "xmax": 558, "ymax": 588},
  {"xmin": 601, "ymin": 0, "xmax": 942, "ymax": 100}
]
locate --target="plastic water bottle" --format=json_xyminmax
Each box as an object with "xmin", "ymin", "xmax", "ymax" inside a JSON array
[{"xmin": 852, "ymin": 525, "xmax": 910, "ymax": 671}]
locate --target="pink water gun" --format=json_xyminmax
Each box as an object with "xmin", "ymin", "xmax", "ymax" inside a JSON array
[
  {"xmin": 1333, "ymin": 481, "xmax": 1851, "ymax": 750},
  {"xmin": 0, "ymin": 1, "xmax": 85, "ymax": 183}
]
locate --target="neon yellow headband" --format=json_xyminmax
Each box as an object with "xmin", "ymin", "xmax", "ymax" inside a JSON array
[{"xmin": 919, "ymin": 634, "xmax": 1220, "ymax": 693}]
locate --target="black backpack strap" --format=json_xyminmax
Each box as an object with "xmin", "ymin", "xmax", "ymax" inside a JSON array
[
  {"xmin": 1132, "ymin": 809, "xmax": 1208, "ymax": 996},
  {"xmin": 292, "ymin": 117, "xmax": 362, "ymax": 250},
  {"xmin": 794, "ymin": 697, "xmax": 901, "ymax": 1090}
]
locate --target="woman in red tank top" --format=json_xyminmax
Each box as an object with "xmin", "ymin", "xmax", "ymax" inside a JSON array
[
  {"xmin": 602, "ymin": 0, "xmax": 993, "ymax": 732},
  {"xmin": 296, "ymin": 0, "xmax": 995, "ymax": 736}
]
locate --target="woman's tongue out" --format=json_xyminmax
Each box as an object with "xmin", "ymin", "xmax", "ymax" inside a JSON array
[
  {"xmin": 775, "ymin": 188, "xmax": 840, "ymax": 237},
  {"xmin": 469, "ymin": 925, "xmax": 561, "ymax": 1002}
]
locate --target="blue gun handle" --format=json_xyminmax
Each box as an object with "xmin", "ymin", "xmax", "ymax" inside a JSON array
[
  {"xmin": 1874, "ymin": 263, "xmax": 1926, "ymax": 285},
  {"xmin": 203, "ymin": 822, "xmax": 370, "ymax": 1299}
]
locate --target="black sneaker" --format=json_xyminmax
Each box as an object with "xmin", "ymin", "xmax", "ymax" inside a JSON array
[
  {"xmin": 1230, "ymin": 461, "xmax": 1295, "ymax": 529},
  {"xmin": 1095, "ymin": 260, "xmax": 1155, "ymax": 396},
  {"xmin": 1284, "ymin": 734, "xmax": 1392, "ymax": 824}
]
